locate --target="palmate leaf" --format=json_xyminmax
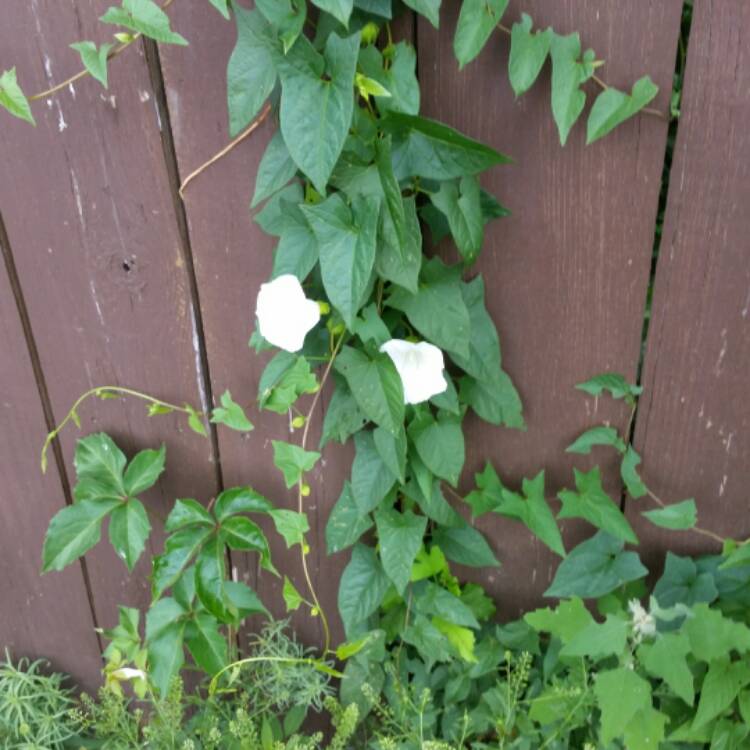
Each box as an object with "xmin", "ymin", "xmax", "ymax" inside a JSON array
[
  {"xmin": 100, "ymin": 0, "xmax": 188, "ymax": 45},
  {"xmin": 278, "ymin": 32, "xmax": 359, "ymax": 193}
]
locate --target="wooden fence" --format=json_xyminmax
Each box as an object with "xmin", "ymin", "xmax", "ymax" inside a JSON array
[{"xmin": 1, "ymin": 0, "xmax": 747, "ymax": 692}]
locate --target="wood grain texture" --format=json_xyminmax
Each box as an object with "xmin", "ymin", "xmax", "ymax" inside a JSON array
[
  {"xmin": 630, "ymin": 0, "xmax": 750, "ymax": 567},
  {"xmin": 0, "ymin": 1, "xmax": 218, "ymax": 636},
  {"xmin": 0, "ymin": 239, "xmax": 101, "ymax": 690},
  {"xmin": 417, "ymin": 0, "xmax": 682, "ymax": 616}
]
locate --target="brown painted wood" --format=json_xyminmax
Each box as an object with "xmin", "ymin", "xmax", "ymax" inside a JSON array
[
  {"xmin": 630, "ymin": 0, "xmax": 750, "ymax": 567},
  {"xmin": 0, "ymin": 1, "xmax": 218, "ymax": 638},
  {"xmin": 417, "ymin": 0, "xmax": 682, "ymax": 616},
  {"xmin": 0, "ymin": 240, "xmax": 102, "ymax": 690}
]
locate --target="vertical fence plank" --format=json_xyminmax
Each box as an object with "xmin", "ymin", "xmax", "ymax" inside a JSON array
[
  {"xmin": 631, "ymin": 0, "xmax": 750, "ymax": 563},
  {"xmin": 417, "ymin": 0, "xmax": 682, "ymax": 615},
  {"xmin": 0, "ymin": 1, "xmax": 218, "ymax": 636},
  {"xmin": 0, "ymin": 245, "xmax": 101, "ymax": 689}
]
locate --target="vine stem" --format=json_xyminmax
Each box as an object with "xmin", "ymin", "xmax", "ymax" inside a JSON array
[
  {"xmin": 41, "ymin": 385, "xmax": 197, "ymax": 472},
  {"xmin": 297, "ymin": 334, "xmax": 344, "ymax": 657},
  {"xmin": 494, "ymin": 22, "xmax": 666, "ymax": 120},
  {"xmin": 178, "ymin": 101, "xmax": 273, "ymax": 197},
  {"xmin": 28, "ymin": 0, "xmax": 176, "ymax": 102}
]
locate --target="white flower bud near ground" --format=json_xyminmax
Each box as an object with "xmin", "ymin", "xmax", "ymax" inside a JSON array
[
  {"xmin": 110, "ymin": 667, "xmax": 147, "ymax": 682},
  {"xmin": 255, "ymin": 274, "xmax": 321, "ymax": 352},
  {"xmin": 380, "ymin": 339, "xmax": 448, "ymax": 405}
]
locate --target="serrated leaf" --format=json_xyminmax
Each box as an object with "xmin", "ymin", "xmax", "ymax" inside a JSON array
[
  {"xmin": 375, "ymin": 507, "xmax": 427, "ymax": 594},
  {"xmin": 566, "ymin": 425, "xmax": 625, "ymax": 454},
  {"xmin": 559, "ymin": 615, "xmax": 628, "ymax": 659},
  {"xmin": 509, "ymin": 14, "xmax": 552, "ymax": 96},
  {"xmin": 642, "ymin": 498, "xmax": 697, "ymax": 531},
  {"xmin": 185, "ymin": 611, "xmax": 227, "ymax": 676},
  {"xmin": 283, "ymin": 576, "xmax": 304, "ymax": 611},
  {"xmin": 326, "ymin": 481, "xmax": 374, "ymax": 554},
  {"xmin": 383, "ymin": 111, "xmax": 510, "ymax": 181},
  {"xmin": 279, "ymin": 32, "xmax": 359, "ymax": 192},
  {"xmin": 0, "ymin": 68, "xmax": 35, "ymax": 125},
  {"xmin": 108, "ymin": 498, "xmax": 151, "ymax": 571},
  {"xmin": 70, "ymin": 42, "xmax": 113, "ymax": 89},
  {"xmin": 42, "ymin": 498, "xmax": 121, "ymax": 572},
  {"xmin": 100, "ymin": 0, "xmax": 188, "ymax": 45},
  {"xmin": 214, "ymin": 486, "xmax": 272, "ymax": 521},
  {"xmin": 587, "ymin": 76, "xmax": 659, "ymax": 144},
  {"xmin": 195, "ymin": 536, "xmax": 231, "ymax": 621},
  {"xmin": 123, "ymin": 444, "xmax": 166, "ymax": 496},
  {"xmin": 272, "ymin": 440, "xmax": 320, "ymax": 488},
  {"xmin": 558, "ymin": 466, "xmax": 638, "ymax": 543},
  {"xmin": 545, "ymin": 531, "xmax": 647, "ymax": 599},
  {"xmin": 164, "ymin": 498, "xmax": 214, "ymax": 532},
  {"xmin": 525, "ymin": 597, "xmax": 593, "ymax": 643},
  {"xmin": 145, "ymin": 598, "xmax": 186, "ymax": 696},
  {"xmin": 338, "ymin": 544, "xmax": 390, "ymax": 636},
  {"xmin": 453, "ymin": 0, "xmax": 508, "ymax": 69},
  {"xmin": 639, "ymin": 631, "xmax": 694, "ymax": 705},
  {"xmin": 152, "ymin": 525, "xmax": 213, "ymax": 597},
  {"xmin": 594, "ymin": 668, "xmax": 652, "ymax": 744},
  {"xmin": 269, "ymin": 509, "xmax": 309, "ymax": 548},
  {"xmin": 227, "ymin": 6, "xmax": 278, "ymax": 136},
  {"xmin": 210, "ymin": 390, "xmax": 254, "ymax": 432},
  {"xmin": 402, "ymin": 0, "xmax": 441, "ymax": 28},
  {"xmin": 684, "ymin": 603, "xmax": 750, "ymax": 663},
  {"xmin": 74, "ymin": 433, "xmax": 127, "ymax": 499},
  {"xmin": 301, "ymin": 192, "xmax": 379, "ymax": 327},
  {"xmin": 334, "ymin": 346, "xmax": 404, "ymax": 434}
]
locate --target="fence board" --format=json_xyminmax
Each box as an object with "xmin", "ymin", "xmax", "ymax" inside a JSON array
[
  {"xmin": 0, "ymin": 243, "xmax": 101, "ymax": 689},
  {"xmin": 631, "ymin": 0, "xmax": 750, "ymax": 564},
  {"xmin": 0, "ymin": 1, "xmax": 218, "ymax": 637},
  {"xmin": 417, "ymin": 0, "xmax": 682, "ymax": 616}
]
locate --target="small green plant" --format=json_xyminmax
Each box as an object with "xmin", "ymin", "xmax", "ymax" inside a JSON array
[{"xmin": 0, "ymin": 651, "xmax": 77, "ymax": 749}]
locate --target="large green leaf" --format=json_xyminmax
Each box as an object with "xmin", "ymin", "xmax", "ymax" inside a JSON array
[
  {"xmin": 374, "ymin": 508, "xmax": 427, "ymax": 594},
  {"xmin": 559, "ymin": 615, "xmax": 627, "ymax": 660},
  {"xmin": 164, "ymin": 498, "xmax": 214, "ymax": 532},
  {"xmin": 429, "ymin": 177, "xmax": 484, "ymax": 263},
  {"xmin": 692, "ymin": 658, "xmax": 750, "ymax": 730},
  {"xmin": 545, "ymin": 531, "xmax": 647, "ymax": 599},
  {"xmin": 195, "ymin": 536, "xmax": 231, "ymax": 622},
  {"xmin": 653, "ymin": 553, "xmax": 717, "ymax": 608},
  {"xmin": 326, "ymin": 482, "xmax": 374, "ymax": 554},
  {"xmin": 373, "ymin": 425, "xmax": 407, "ymax": 484},
  {"xmin": 387, "ymin": 258, "xmax": 470, "ymax": 358},
  {"xmin": 357, "ymin": 43, "xmax": 419, "ymax": 115},
  {"xmin": 42, "ymin": 498, "xmax": 121, "ymax": 572},
  {"xmin": 684, "ymin": 603, "xmax": 750, "ymax": 663},
  {"xmin": 301, "ymin": 193, "xmax": 379, "ymax": 326},
  {"xmin": 338, "ymin": 544, "xmax": 390, "ymax": 636},
  {"xmin": 558, "ymin": 467, "xmax": 637, "ymax": 544},
  {"xmin": 351, "ymin": 430, "xmax": 397, "ymax": 514},
  {"xmin": 412, "ymin": 580, "xmax": 479, "ymax": 629},
  {"xmin": 152, "ymin": 525, "xmax": 213, "ymax": 597},
  {"xmin": 383, "ymin": 112, "xmax": 510, "ymax": 181},
  {"xmin": 185, "ymin": 611, "xmax": 227, "ymax": 677},
  {"xmin": 0, "ymin": 68, "xmax": 35, "ymax": 125},
  {"xmin": 525, "ymin": 597, "xmax": 593, "ymax": 644},
  {"xmin": 459, "ymin": 371, "xmax": 524, "ymax": 429},
  {"xmin": 214, "ymin": 487, "xmax": 273, "ymax": 520},
  {"xmin": 402, "ymin": 0, "xmax": 441, "ymax": 28},
  {"xmin": 221, "ymin": 516, "xmax": 268, "ymax": 553},
  {"xmin": 549, "ymin": 32, "xmax": 595, "ymax": 146},
  {"xmin": 587, "ymin": 76, "xmax": 658, "ymax": 144},
  {"xmin": 108, "ymin": 498, "xmax": 151, "ymax": 571},
  {"xmin": 272, "ymin": 440, "xmax": 321, "ymax": 488},
  {"xmin": 638, "ymin": 632, "xmax": 694, "ymax": 705},
  {"xmin": 453, "ymin": 0, "xmax": 508, "ymax": 69},
  {"xmin": 408, "ymin": 411, "xmax": 465, "ymax": 487},
  {"xmin": 320, "ymin": 378, "xmax": 368, "ymax": 447},
  {"xmin": 432, "ymin": 523, "xmax": 499, "ymax": 568},
  {"xmin": 334, "ymin": 347, "xmax": 404, "ymax": 435},
  {"xmin": 594, "ymin": 667, "xmax": 653, "ymax": 744},
  {"xmin": 123, "ymin": 445, "xmax": 166, "ymax": 496},
  {"xmin": 100, "ymin": 0, "xmax": 187, "ymax": 44},
  {"xmin": 279, "ymin": 32, "xmax": 359, "ymax": 192},
  {"xmin": 70, "ymin": 42, "xmax": 113, "ymax": 89},
  {"xmin": 310, "ymin": 0, "xmax": 354, "ymax": 26},
  {"xmin": 227, "ymin": 6, "xmax": 278, "ymax": 136},
  {"xmin": 145, "ymin": 598, "xmax": 186, "ymax": 696},
  {"xmin": 256, "ymin": 0, "xmax": 306, "ymax": 54},
  {"xmin": 508, "ymin": 14, "xmax": 552, "ymax": 96}
]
